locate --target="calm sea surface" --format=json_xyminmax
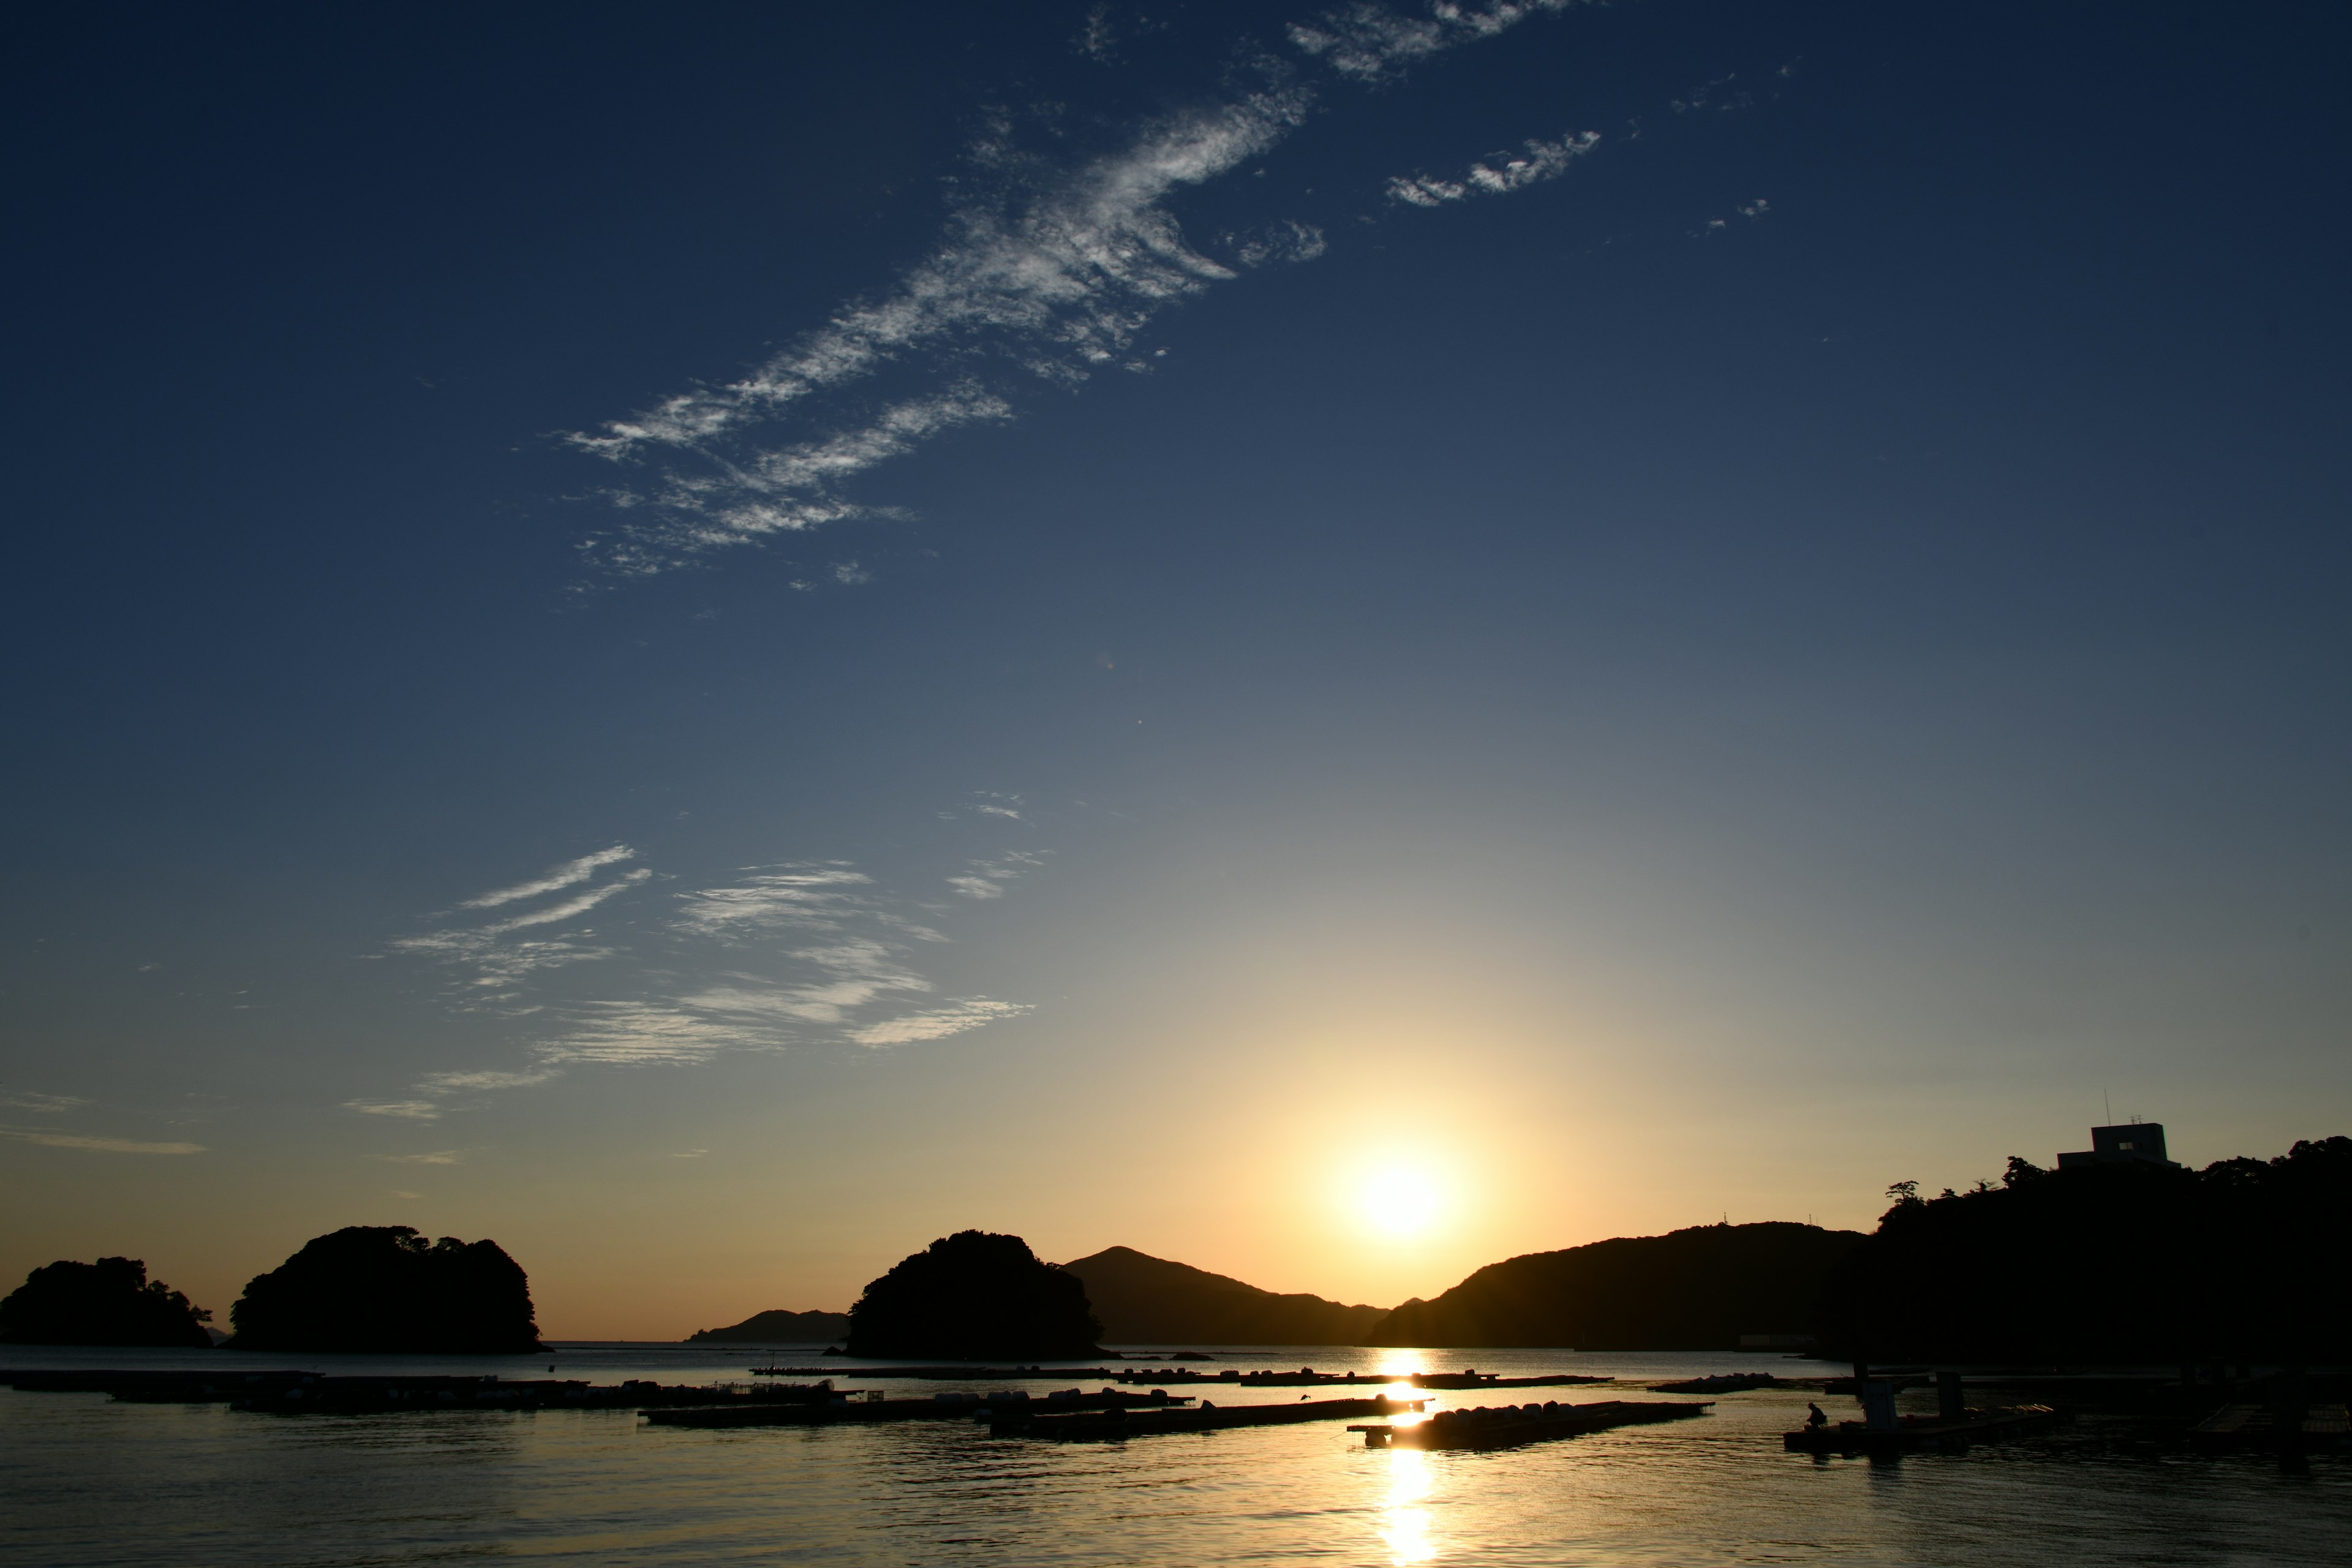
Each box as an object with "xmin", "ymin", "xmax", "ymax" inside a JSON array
[{"xmin": 4, "ymin": 1343, "xmax": 2345, "ymax": 1566}]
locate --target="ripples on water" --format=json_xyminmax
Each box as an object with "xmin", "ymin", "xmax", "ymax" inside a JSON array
[{"xmin": 4, "ymin": 1344, "xmax": 2346, "ymax": 1566}]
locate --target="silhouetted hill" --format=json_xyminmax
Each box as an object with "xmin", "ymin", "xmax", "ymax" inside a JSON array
[
  {"xmin": 229, "ymin": 1226, "xmax": 542, "ymax": 1353},
  {"xmin": 1060, "ymin": 1246, "xmax": 1389, "ymax": 1344},
  {"xmin": 846, "ymin": 1230, "xmax": 1101, "ymax": 1360},
  {"xmin": 0, "ymin": 1256, "xmax": 214, "ymax": 1347},
  {"xmin": 1365, "ymin": 1222, "xmax": 1864, "ymax": 1349},
  {"xmin": 687, "ymin": 1308, "xmax": 852, "ymax": 1344},
  {"xmin": 1820, "ymin": 1136, "xmax": 2352, "ymax": 1363}
]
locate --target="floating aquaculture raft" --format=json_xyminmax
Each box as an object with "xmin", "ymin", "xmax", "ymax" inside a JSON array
[
  {"xmin": 1782, "ymin": 1405, "xmax": 2059, "ymax": 1456},
  {"xmin": 1350, "ymin": 1398, "xmax": 1711, "ymax": 1450},
  {"xmin": 996, "ymin": 1395, "xmax": 1426, "ymax": 1441}
]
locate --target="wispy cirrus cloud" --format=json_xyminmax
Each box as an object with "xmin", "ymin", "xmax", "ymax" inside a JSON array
[
  {"xmin": 345, "ymin": 1099, "xmax": 443, "ymax": 1120},
  {"xmin": 392, "ymin": 848, "xmax": 649, "ymax": 996},
  {"xmin": 2, "ymin": 1129, "xmax": 204, "ymax": 1155},
  {"xmin": 1386, "ymin": 130, "xmax": 1599, "ymax": 206},
  {"xmin": 1289, "ymin": 0, "xmax": 1589, "ymax": 82},
  {"xmin": 459, "ymin": 846, "xmax": 636, "ymax": 909},
  {"xmin": 1, "ymin": 1091, "xmax": 89, "ymax": 1114},
  {"xmin": 371, "ymin": 813, "xmax": 1048, "ymax": 1096},
  {"xmin": 947, "ymin": 850, "xmax": 1045, "ymax": 900},
  {"xmin": 379, "ymin": 1150, "xmax": 467, "ymax": 1166},
  {"xmin": 567, "ymin": 3, "xmax": 1611, "ymax": 578},
  {"xmin": 850, "ymin": 998, "xmax": 1031, "ymax": 1047},
  {"xmin": 573, "ymin": 86, "xmax": 1312, "ymax": 575}
]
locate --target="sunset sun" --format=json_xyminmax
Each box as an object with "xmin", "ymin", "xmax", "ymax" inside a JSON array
[{"xmin": 1358, "ymin": 1163, "xmax": 1445, "ymax": 1238}]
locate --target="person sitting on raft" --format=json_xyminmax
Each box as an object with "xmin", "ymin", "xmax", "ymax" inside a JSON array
[{"xmin": 1805, "ymin": 1402, "xmax": 1828, "ymax": 1430}]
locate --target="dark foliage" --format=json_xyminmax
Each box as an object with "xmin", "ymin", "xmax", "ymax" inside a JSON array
[
  {"xmin": 845, "ymin": 1230, "xmax": 1102, "ymax": 1360},
  {"xmin": 687, "ymin": 1308, "xmax": 852, "ymax": 1344},
  {"xmin": 0, "ymin": 1256, "xmax": 214, "ymax": 1346},
  {"xmin": 1061, "ymin": 1246, "xmax": 1389, "ymax": 1344},
  {"xmin": 1365, "ymin": 1222, "xmax": 1864, "ymax": 1349},
  {"xmin": 229, "ymin": 1225, "xmax": 541, "ymax": 1352},
  {"xmin": 1819, "ymin": 1136, "xmax": 2352, "ymax": 1362}
]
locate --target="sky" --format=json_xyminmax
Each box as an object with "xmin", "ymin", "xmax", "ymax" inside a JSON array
[{"xmin": 4, "ymin": 1, "xmax": 2348, "ymax": 1339}]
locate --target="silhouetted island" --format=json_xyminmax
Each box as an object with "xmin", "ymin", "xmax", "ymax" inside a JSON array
[
  {"xmin": 845, "ymin": 1230, "xmax": 1101, "ymax": 1360},
  {"xmin": 228, "ymin": 1225, "xmax": 543, "ymax": 1353},
  {"xmin": 1820, "ymin": 1134, "xmax": 2352, "ymax": 1363},
  {"xmin": 0, "ymin": 1256, "xmax": 214, "ymax": 1347},
  {"xmin": 1365, "ymin": 1221, "xmax": 1864, "ymax": 1349},
  {"xmin": 1060, "ymin": 1246, "xmax": 1390, "ymax": 1344},
  {"xmin": 687, "ymin": 1308, "xmax": 853, "ymax": 1344}
]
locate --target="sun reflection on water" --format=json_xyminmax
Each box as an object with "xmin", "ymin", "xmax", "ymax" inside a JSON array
[{"xmin": 1377, "ymin": 1449, "xmax": 1441, "ymax": 1566}]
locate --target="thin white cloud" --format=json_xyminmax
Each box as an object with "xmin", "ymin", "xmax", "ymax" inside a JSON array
[
  {"xmin": 483, "ymin": 870, "xmax": 652, "ymax": 933},
  {"xmin": 0, "ymin": 1092, "xmax": 88, "ymax": 1114},
  {"xmin": 572, "ymin": 83, "xmax": 1315, "ymax": 574},
  {"xmin": 345, "ymin": 1099, "xmax": 443, "ymax": 1120},
  {"xmin": 563, "ymin": 1, "xmax": 1610, "ymax": 577},
  {"xmin": 417, "ymin": 1069, "xmax": 562, "ymax": 1093},
  {"xmin": 380, "ymin": 808, "xmax": 1049, "ymax": 1093},
  {"xmin": 379, "ymin": 1150, "xmax": 467, "ymax": 1166},
  {"xmin": 673, "ymin": 865, "xmax": 875, "ymax": 937},
  {"xmin": 459, "ymin": 846, "xmax": 636, "ymax": 909},
  {"xmin": 2, "ymin": 1129, "xmax": 204, "ymax": 1155},
  {"xmin": 1289, "ymin": 0, "xmax": 1585, "ymax": 82},
  {"xmin": 1387, "ymin": 130, "xmax": 1599, "ymax": 206},
  {"xmin": 850, "ymin": 999, "xmax": 1033, "ymax": 1047}
]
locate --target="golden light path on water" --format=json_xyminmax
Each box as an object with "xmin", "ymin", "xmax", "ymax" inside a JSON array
[{"xmin": 7, "ymin": 1343, "xmax": 2352, "ymax": 1566}]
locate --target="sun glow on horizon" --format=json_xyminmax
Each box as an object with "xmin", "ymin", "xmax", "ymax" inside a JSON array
[{"xmin": 1357, "ymin": 1161, "xmax": 1446, "ymax": 1238}]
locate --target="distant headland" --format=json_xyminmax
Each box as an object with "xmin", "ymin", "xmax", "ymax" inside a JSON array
[
  {"xmin": 1364, "ymin": 1221, "xmax": 1864, "ymax": 1350},
  {"xmin": 688, "ymin": 1308, "xmax": 852, "ymax": 1345},
  {"xmin": 10, "ymin": 1126, "xmax": 2344, "ymax": 1360},
  {"xmin": 1059, "ymin": 1246, "xmax": 1388, "ymax": 1345}
]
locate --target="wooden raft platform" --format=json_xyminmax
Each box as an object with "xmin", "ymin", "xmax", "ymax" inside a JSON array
[
  {"xmin": 1350, "ymin": 1398, "xmax": 1711, "ymax": 1451},
  {"xmin": 647, "ymin": 1389, "xmax": 1193, "ymax": 1428},
  {"xmin": 1783, "ymin": 1405, "xmax": 2059, "ymax": 1456},
  {"xmin": 993, "ymin": 1395, "xmax": 1425, "ymax": 1441},
  {"xmin": 2190, "ymin": 1403, "xmax": 2351, "ymax": 1452},
  {"xmin": 1106, "ymin": 1367, "xmax": 1613, "ymax": 1390}
]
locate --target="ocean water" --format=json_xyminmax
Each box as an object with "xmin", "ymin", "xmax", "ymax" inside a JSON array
[{"xmin": 4, "ymin": 1343, "xmax": 2345, "ymax": 1566}]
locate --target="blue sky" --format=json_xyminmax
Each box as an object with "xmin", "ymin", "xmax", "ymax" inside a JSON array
[{"xmin": 4, "ymin": 1, "xmax": 2348, "ymax": 1333}]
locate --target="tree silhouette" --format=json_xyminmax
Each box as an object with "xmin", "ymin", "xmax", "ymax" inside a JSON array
[
  {"xmin": 0, "ymin": 1257, "xmax": 213, "ymax": 1346},
  {"xmin": 230, "ymin": 1226, "xmax": 541, "ymax": 1352},
  {"xmin": 846, "ymin": 1231, "xmax": 1101, "ymax": 1360}
]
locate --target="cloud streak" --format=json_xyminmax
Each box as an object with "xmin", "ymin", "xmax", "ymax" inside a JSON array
[
  {"xmin": 1289, "ymin": 1, "xmax": 1588, "ymax": 82},
  {"xmin": 459, "ymin": 846, "xmax": 635, "ymax": 909},
  {"xmin": 564, "ymin": 2, "xmax": 1607, "ymax": 578},
  {"xmin": 0, "ymin": 1091, "xmax": 89, "ymax": 1114},
  {"xmin": 1386, "ymin": 130, "xmax": 1599, "ymax": 206},
  {"xmin": 573, "ymin": 86, "xmax": 1313, "ymax": 574},
  {"xmin": 374, "ymin": 818, "xmax": 1047, "ymax": 1095},
  {"xmin": 2, "ymin": 1129, "xmax": 205, "ymax": 1155}
]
